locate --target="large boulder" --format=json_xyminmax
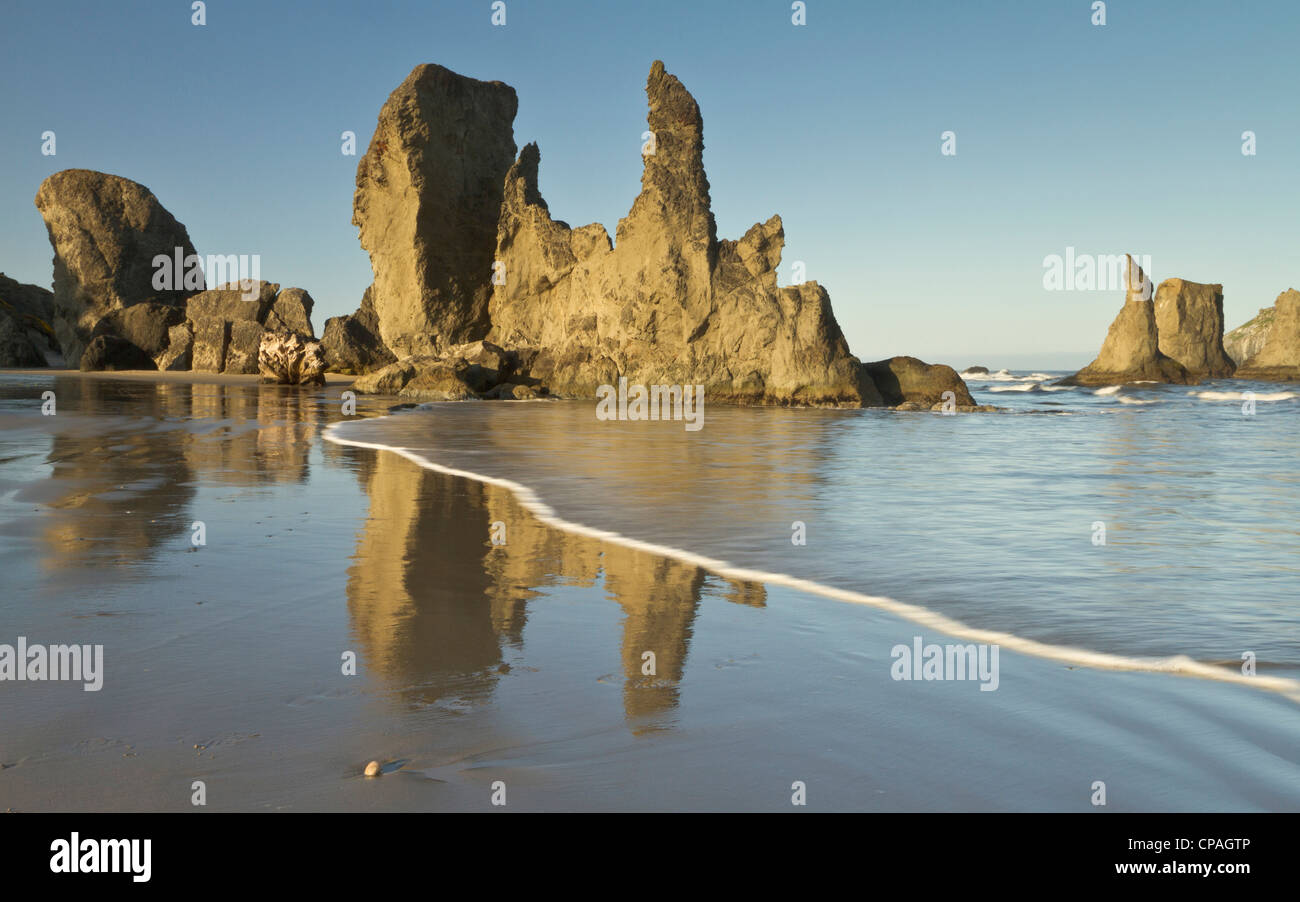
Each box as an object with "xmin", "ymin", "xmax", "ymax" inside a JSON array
[
  {"xmin": 352, "ymin": 355, "xmax": 483, "ymax": 401},
  {"xmin": 484, "ymin": 63, "xmax": 875, "ymax": 407},
  {"xmin": 1224, "ymin": 306, "xmax": 1276, "ymax": 366},
  {"xmin": 0, "ymin": 273, "xmax": 60, "ymax": 367},
  {"xmin": 1060, "ymin": 255, "xmax": 1196, "ymax": 386},
  {"xmin": 1154, "ymin": 278, "xmax": 1235, "ymax": 377},
  {"xmin": 263, "ymin": 287, "xmax": 315, "ymax": 337},
  {"xmin": 34, "ymin": 169, "xmax": 197, "ymax": 366},
  {"xmin": 92, "ymin": 302, "xmax": 185, "ymax": 359},
  {"xmin": 352, "ymin": 63, "xmax": 519, "ymax": 357},
  {"xmin": 258, "ymin": 331, "xmax": 326, "ymax": 385},
  {"xmin": 1236, "ymin": 289, "xmax": 1300, "ymax": 381},
  {"xmin": 320, "ymin": 284, "xmax": 395, "ymax": 374},
  {"xmin": 861, "ymin": 356, "xmax": 976, "ymax": 408}
]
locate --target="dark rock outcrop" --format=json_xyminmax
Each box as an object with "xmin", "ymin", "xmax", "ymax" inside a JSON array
[
  {"xmin": 79, "ymin": 334, "xmax": 156, "ymax": 371},
  {"xmin": 1154, "ymin": 278, "xmax": 1235, "ymax": 377},
  {"xmin": 34, "ymin": 169, "xmax": 198, "ymax": 367},
  {"xmin": 863, "ymin": 356, "xmax": 977, "ymax": 408},
  {"xmin": 320, "ymin": 285, "xmax": 395, "ymax": 374},
  {"xmin": 1236, "ymin": 289, "xmax": 1300, "ymax": 381},
  {"xmin": 0, "ymin": 273, "xmax": 60, "ymax": 367},
  {"xmin": 352, "ymin": 64, "xmax": 519, "ymax": 358}
]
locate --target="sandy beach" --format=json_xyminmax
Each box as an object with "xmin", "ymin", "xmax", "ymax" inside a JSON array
[{"xmin": 2, "ymin": 370, "xmax": 1298, "ymax": 812}]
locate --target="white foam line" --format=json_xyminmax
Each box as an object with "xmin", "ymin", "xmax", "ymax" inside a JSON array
[{"xmin": 324, "ymin": 418, "xmax": 1300, "ymax": 703}]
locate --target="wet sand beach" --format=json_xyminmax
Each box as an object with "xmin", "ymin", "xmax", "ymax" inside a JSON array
[{"xmin": 1, "ymin": 371, "xmax": 1298, "ymax": 811}]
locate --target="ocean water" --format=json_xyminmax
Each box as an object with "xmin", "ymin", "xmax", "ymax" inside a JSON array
[{"xmin": 330, "ymin": 370, "xmax": 1300, "ymax": 685}]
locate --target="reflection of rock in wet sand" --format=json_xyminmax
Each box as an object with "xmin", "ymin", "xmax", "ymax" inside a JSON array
[
  {"xmin": 38, "ymin": 378, "xmax": 322, "ymax": 574},
  {"xmin": 41, "ymin": 378, "xmax": 197, "ymax": 572},
  {"xmin": 346, "ymin": 446, "xmax": 765, "ymax": 731}
]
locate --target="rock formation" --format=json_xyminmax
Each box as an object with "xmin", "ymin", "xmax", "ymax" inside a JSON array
[
  {"xmin": 488, "ymin": 122, "xmax": 874, "ymax": 405},
  {"xmin": 320, "ymin": 285, "xmax": 395, "ymax": 374},
  {"xmin": 0, "ymin": 273, "xmax": 60, "ymax": 367},
  {"xmin": 1060, "ymin": 256, "xmax": 1196, "ymax": 386},
  {"xmin": 186, "ymin": 281, "xmax": 317, "ymax": 375},
  {"xmin": 34, "ymin": 169, "xmax": 198, "ymax": 367},
  {"xmin": 1224, "ymin": 307, "xmax": 1275, "ymax": 366},
  {"xmin": 335, "ymin": 60, "xmax": 969, "ymax": 409},
  {"xmin": 352, "ymin": 64, "xmax": 519, "ymax": 358},
  {"xmin": 862, "ymin": 357, "xmax": 978, "ymax": 408},
  {"xmin": 1236, "ymin": 289, "xmax": 1300, "ymax": 381},
  {"xmin": 258, "ymin": 331, "xmax": 326, "ymax": 385},
  {"xmin": 1153, "ymin": 278, "xmax": 1235, "ymax": 377}
]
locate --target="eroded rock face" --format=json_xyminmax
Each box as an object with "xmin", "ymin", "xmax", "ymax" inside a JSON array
[
  {"xmin": 485, "ymin": 62, "xmax": 874, "ymax": 407},
  {"xmin": 1154, "ymin": 278, "xmax": 1235, "ymax": 377},
  {"xmin": 1236, "ymin": 289, "xmax": 1300, "ymax": 381},
  {"xmin": 34, "ymin": 169, "xmax": 198, "ymax": 366},
  {"xmin": 1225, "ymin": 307, "xmax": 1276, "ymax": 366},
  {"xmin": 1061, "ymin": 256, "xmax": 1196, "ymax": 386},
  {"xmin": 352, "ymin": 64, "xmax": 519, "ymax": 358},
  {"xmin": 258, "ymin": 331, "xmax": 326, "ymax": 385},
  {"xmin": 321, "ymin": 285, "xmax": 395, "ymax": 375},
  {"xmin": 0, "ymin": 274, "xmax": 60, "ymax": 367}
]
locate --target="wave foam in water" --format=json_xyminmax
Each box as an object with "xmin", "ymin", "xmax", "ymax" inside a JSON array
[{"xmin": 325, "ymin": 416, "xmax": 1300, "ymax": 703}]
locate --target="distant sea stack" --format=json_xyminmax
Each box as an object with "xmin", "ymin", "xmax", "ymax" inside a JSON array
[
  {"xmin": 339, "ymin": 59, "xmax": 982, "ymax": 409},
  {"xmin": 1235, "ymin": 289, "xmax": 1300, "ymax": 381},
  {"xmin": 1153, "ymin": 278, "xmax": 1235, "ymax": 377},
  {"xmin": 1224, "ymin": 306, "xmax": 1277, "ymax": 367},
  {"xmin": 1060, "ymin": 255, "xmax": 1196, "ymax": 386},
  {"xmin": 34, "ymin": 170, "xmax": 199, "ymax": 368}
]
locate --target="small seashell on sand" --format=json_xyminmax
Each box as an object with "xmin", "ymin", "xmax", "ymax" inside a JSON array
[{"xmin": 364, "ymin": 760, "xmax": 382, "ymax": 777}]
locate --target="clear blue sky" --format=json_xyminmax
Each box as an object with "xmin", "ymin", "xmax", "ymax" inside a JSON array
[{"xmin": 2, "ymin": 0, "xmax": 1297, "ymax": 369}]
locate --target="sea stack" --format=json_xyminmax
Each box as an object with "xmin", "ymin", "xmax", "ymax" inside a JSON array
[
  {"xmin": 485, "ymin": 61, "xmax": 874, "ymax": 406},
  {"xmin": 1235, "ymin": 289, "xmax": 1300, "ymax": 381},
  {"xmin": 34, "ymin": 170, "xmax": 199, "ymax": 368},
  {"xmin": 351, "ymin": 64, "xmax": 519, "ymax": 359},
  {"xmin": 1153, "ymin": 278, "xmax": 1235, "ymax": 377},
  {"xmin": 1060, "ymin": 255, "xmax": 1195, "ymax": 386}
]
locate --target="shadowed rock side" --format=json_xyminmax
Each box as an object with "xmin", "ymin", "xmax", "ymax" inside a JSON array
[
  {"xmin": 34, "ymin": 169, "xmax": 199, "ymax": 368},
  {"xmin": 320, "ymin": 284, "xmax": 395, "ymax": 375},
  {"xmin": 1154, "ymin": 278, "xmax": 1235, "ymax": 377},
  {"xmin": 487, "ymin": 62, "xmax": 875, "ymax": 407},
  {"xmin": 1236, "ymin": 289, "xmax": 1300, "ymax": 381},
  {"xmin": 0, "ymin": 273, "xmax": 60, "ymax": 366},
  {"xmin": 1061, "ymin": 256, "xmax": 1195, "ymax": 386},
  {"xmin": 352, "ymin": 64, "xmax": 519, "ymax": 359},
  {"xmin": 1224, "ymin": 307, "xmax": 1276, "ymax": 366}
]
